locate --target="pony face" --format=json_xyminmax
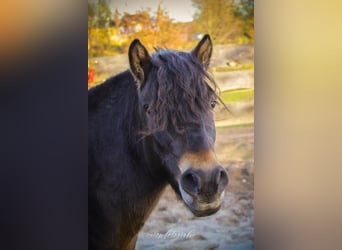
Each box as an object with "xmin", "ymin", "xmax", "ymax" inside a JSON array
[{"xmin": 129, "ymin": 35, "xmax": 228, "ymax": 217}]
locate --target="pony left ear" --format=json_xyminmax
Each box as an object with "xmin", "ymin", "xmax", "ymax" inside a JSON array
[
  {"xmin": 128, "ymin": 39, "xmax": 151, "ymax": 87},
  {"xmin": 191, "ymin": 34, "xmax": 213, "ymax": 69}
]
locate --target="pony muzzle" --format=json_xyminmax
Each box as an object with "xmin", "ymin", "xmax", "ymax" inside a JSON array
[{"xmin": 178, "ymin": 151, "xmax": 229, "ymax": 217}]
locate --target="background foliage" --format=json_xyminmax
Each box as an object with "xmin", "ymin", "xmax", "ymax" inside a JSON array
[{"xmin": 88, "ymin": 0, "xmax": 254, "ymax": 58}]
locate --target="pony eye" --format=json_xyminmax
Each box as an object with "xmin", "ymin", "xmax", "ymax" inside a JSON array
[{"xmin": 210, "ymin": 100, "xmax": 217, "ymax": 108}]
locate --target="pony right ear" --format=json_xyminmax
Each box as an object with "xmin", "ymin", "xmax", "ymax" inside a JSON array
[
  {"xmin": 128, "ymin": 39, "xmax": 151, "ymax": 87},
  {"xmin": 191, "ymin": 34, "xmax": 213, "ymax": 70}
]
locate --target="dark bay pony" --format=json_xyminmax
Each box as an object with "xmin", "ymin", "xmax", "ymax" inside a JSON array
[{"xmin": 88, "ymin": 35, "xmax": 229, "ymax": 250}]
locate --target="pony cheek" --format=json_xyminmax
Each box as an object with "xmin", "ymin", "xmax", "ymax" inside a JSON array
[
  {"xmin": 162, "ymin": 154, "xmax": 181, "ymax": 178},
  {"xmin": 160, "ymin": 155, "xmax": 183, "ymax": 195}
]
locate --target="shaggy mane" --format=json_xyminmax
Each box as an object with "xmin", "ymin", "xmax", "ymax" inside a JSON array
[{"xmin": 143, "ymin": 49, "xmax": 220, "ymax": 134}]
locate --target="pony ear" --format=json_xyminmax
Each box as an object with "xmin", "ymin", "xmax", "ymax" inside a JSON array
[
  {"xmin": 128, "ymin": 39, "xmax": 151, "ymax": 86},
  {"xmin": 191, "ymin": 34, "xmax": 213, "ymax": 69}
]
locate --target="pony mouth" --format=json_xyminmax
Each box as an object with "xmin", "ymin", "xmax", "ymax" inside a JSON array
[
  {"xmin": 179, "ymin": 185, "xmax": 223, "ymax": 217},
  {"xmin": 185, "ymin": 203, "xmax": 221, "ymax": 217}
]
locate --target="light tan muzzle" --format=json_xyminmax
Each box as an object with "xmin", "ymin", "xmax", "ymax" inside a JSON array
[{"xmin": 178, "ymin": 150, "xmax": 229, "ymax": 217}]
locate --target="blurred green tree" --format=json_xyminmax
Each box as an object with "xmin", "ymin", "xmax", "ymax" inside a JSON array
[
  {"xmin": 96, "ymin": 0, "xmax": 112, "ymax": 28},
  {"xmin": 192, "ymin": 0, "xmax": 241, "ymax": 44},
  {"xmin": 234, "ymin": 0, "xmax": 254, "ymax": 41},
  {"xmin": 88, "ymin": 2, "xmax": 96, "ymax": 28},
  {"xmin": 88, "ymin": 0, "xmax": 114, "ymax": 57}
]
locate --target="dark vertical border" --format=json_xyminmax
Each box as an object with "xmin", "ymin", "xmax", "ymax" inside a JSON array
[{"xmin": 0, "ymin": 2, "xmax": 88, "ymax": 250}]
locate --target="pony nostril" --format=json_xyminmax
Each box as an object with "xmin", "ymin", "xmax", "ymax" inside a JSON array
[
  {"xmin": 181, "ymin": 171, "xmax": 200, "ymax": 196},
  {"xmin": 216, "ymin": 168, "xmax": 229, "ymax": 193}
]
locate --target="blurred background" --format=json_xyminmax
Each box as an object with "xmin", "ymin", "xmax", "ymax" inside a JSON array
[
  {"xmin": 88, "ymin": 0, "xmax": 253, "ymax": 85},
  {"xmin": 88, "ymin": 0, "xmax": 254, "ymax": 249}
]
